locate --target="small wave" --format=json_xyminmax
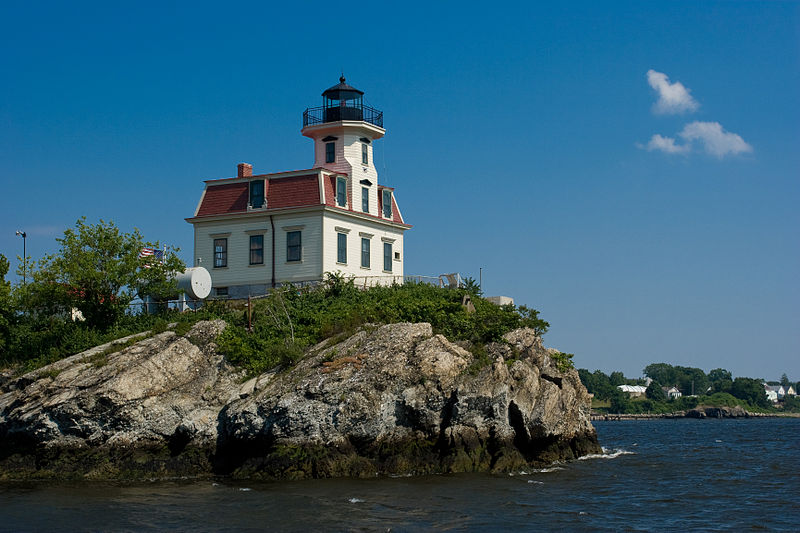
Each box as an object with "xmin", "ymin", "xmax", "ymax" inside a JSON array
[
  {"xmin": 529, "ymin": 466, "xmax": 564, "ymax": 473},
  {"xmin": 578, "ymin": 448, "xmax": 635, "ymax": 460},
  {"xmin": 239, "ymin": 488, "xmax": 252, "ymax": 492},
  {"xmin": 527, "ymin": 480, "xmax": 544, "ymax": 485},
  {"xmin": 715, "ymin": 439, "xmax": 723, "ymax": 443},
  {"xmin": 348, "ymin": 498, "xmax": 365, "ymax": 504}
]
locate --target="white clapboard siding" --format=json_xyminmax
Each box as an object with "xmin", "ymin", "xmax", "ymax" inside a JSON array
[{"xmin": 321, "ymin": 211, "xmax": 404, "ymax": 285}]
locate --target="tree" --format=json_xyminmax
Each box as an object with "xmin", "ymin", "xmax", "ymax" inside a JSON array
[
  {"xmin": 609, "ymin": 387, "xmax": 630, "ymax": 413},
  {"xmin": 644, "ymin": 363, "xmax": 677, "ymax": 388},
  {"xmin": 462, "ymin": 276, "xmax": 483, "ymax": 297},
  {"xmin": 708, "ymin": 368, "xmax": 733, "ymax": 393},
  {"xmin": 780, "ymin": 373, "xmax": 790, "ymax": 388},
  {"xmin": 646, "ymin": 380, "xmax": 666, "ymax": 401},
  {"xmin": 609, "ymin": 371, "xmax": 627, "ymax": 386},
  {"xmin": 675, "ymin": 366, "xmax": 709, "ymax": 397},
  {"xmin": 517, "ymin": 305, "xmax": 549, "ymax": 337},
  {"xmin": 0, "ymin": 254, "xmax": 13, "ymax": 357},
  {"xmin": 730, "ymin": 377, "xmax": 769, "ymax": 408},
  {"xmin": 26, "ymin": 218, "xmax": 184, "ymax": 330}
]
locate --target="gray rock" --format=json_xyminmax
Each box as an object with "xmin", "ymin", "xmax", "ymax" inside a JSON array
[{"xmin": 0, "ymin": 321, "xmax": 600, "ymax": 480}]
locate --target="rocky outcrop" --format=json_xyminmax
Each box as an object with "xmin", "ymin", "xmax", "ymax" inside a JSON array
[
  {"xmin": 0, "ymin": 321, "xmax": 600, "ymax": 480},
  {"xmin": 685, "ymin": 405, "xmax": 750, "ymax": 418}
]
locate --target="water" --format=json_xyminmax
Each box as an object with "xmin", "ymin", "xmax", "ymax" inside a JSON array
[{"xmin": 1, "ymin": 419, "xmax": 798, "ymax": 531}]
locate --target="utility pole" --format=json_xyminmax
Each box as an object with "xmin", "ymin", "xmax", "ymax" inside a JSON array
[{"xmin": 15, "ymin": 231, "xmax": 26, "ymax": 284}]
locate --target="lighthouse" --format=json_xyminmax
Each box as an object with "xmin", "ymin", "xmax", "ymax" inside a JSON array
[{"xmin": 186, "ymin": 78, "xmax": 410, "ymax": 298}]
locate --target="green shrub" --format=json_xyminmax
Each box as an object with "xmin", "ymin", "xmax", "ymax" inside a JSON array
[
  {"xmin": 214, "ymin": 279, "xmax": 549, "ymax": 376},
  {"xmin": 550, "ymin": 351, "xmax": 574, "ymax": 372}
]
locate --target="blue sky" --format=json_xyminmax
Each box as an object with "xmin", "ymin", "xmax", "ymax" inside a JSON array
[{"xmin": 1, "ymin": 1, "xmax": 798, "ymax": 380}]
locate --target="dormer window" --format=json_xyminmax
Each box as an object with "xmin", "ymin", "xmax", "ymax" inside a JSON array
[
  {"xmin": 249, "ymin": 179, "xmax": 264, "ymax": 209},
  {"xmin": 382, "ymin": 190, "xmax": 392, "ymax": 218},
  {"xmin": 325, "ymin": 142, "xmax": 335, "ymax": 163},
  {"xmin": 336, "ymin": 177, "xmax": 347, "ymax": 207}
]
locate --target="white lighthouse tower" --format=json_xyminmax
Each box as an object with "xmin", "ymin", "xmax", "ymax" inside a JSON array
[{"xmin": 301, "ymin": 77, "xmax": 386, "ymax": 218}]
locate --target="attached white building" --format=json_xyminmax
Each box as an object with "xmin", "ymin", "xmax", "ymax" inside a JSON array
[
  {"xmin": 617, "ymin": 384, "xmax": 647, "ymax": 398},
  {"xmin": 186, "ymin": 78, "xmax": 411, "ymax": 298}
]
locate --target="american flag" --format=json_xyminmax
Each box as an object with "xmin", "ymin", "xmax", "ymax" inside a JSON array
[{"xmin": 139, "ymin": 247, "xmax": 164, "ymax": 267}]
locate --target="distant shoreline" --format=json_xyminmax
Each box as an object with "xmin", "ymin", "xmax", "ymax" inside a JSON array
[{"xmin": 592, "ymin": 411, "xmax": 800, "ymax": 421}]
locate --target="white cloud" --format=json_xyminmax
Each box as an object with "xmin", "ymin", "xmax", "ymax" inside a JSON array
[
  {"xmin": 679, "ymin": 121, "xmax": 752, "ymax": 158},
  {"xmin": 640, "ymin": 134, "xmax": 691, "ymax": 154},
  {"xmin": 647, "ymin": 69, "xmax": 699, "ymax": 115}
]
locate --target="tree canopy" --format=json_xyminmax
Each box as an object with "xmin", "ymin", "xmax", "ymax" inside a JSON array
[{"xmin": 19, "ymin": 218, "xmax": 184, "ymax": 330}]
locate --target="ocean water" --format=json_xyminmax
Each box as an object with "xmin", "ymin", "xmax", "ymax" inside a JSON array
[{"xmin": 1, "ymin": 418, "xmax": 798, "ymax": 531}]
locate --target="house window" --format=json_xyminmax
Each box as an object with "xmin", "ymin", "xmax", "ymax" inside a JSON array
[
  {"xmin": 325, "ymin": 142, "xmax": 335, "ymax": 163},
  {"xmin": 213, "ymin": 238, "xmax": 227, "ymax": 268},
  {"xmin": 249, "ymin": 180, "xmax": 264, "ymax": 208},
  {"xmin": 382, "ymin": 190, "xmax": 392, "ymax": 218},
  {"xmin": 287, "ymin": 231, "xmax": 301, "ymax": 262},
  {"xmin": 336, "ymin": 177, "xmax": 347, "ymax": 207},
  {"xmin": 215, "ymin": 287, "xmax": 228, "ymax": 297},
  {"xmin": 383, "ymin": 242, "xmax": 392, "ymax": 272},
  {"xmin": 362, "ymin": 143, "xmax": 368, "ymax": 165},
  {"xmin": 249, "ymin": 235, "xmax": 264, "ymax": 265},
  {"xmin": 361, "ymin": 237, "xmax": 370, "ymax": 268},
  {"xmin": 362, "ymin": 187, "xmax": 369, "ymax": 212},
  {"xmin": 337, "ymin": 232, "xmax": 347, "ymax": 264}
]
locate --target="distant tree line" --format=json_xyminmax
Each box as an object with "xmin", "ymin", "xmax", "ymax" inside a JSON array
[{"xmin": 579, "ymin": 363, "xmax": 797, "ymax": 414}]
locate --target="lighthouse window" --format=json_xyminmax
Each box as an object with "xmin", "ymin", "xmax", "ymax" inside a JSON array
[
  {"xmin": 249, "ymin": 235, "xmax": 264, "ymax": 265},
  {"xmin": 383, "ymin": 242, "xmax": 392, "ymax": 272},
  {"xmin": 249, "ymin": 179, "xmax": 264, "ymax": 208},
  {"xmin": 362, "ymin": 187, "xmax": 369, "ymax": 212},
  {"xmin": 325, "ymin": 142, "xmax": 335, "ymax": 163},
  {"xmin": 287, "ymin": 231, "xmax": 302, "ymax": 262},
  {"xmin": 362, "ymin": 143, "xmax": 368, "ymax": 165},
  {"xmin": 337, "ymin": 232, "xmax": 347, "ymax": 264},
  {"xmin": 382, "ymin": 190, "xmax": 392, "ymax": 218},
  {"xmin": 213, "ymin": 238, "xmax": 227, "ymax": 268},
  {"xmin": 336, "ymin": 177, "xmax": 347, "ymax": 207},
  {"xmin": 361, "ymin": 237, "xmax": 370, "ymax": 268}
]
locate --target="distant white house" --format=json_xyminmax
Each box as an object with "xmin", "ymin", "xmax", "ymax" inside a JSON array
[
  {"xmin": 764, "ymin": 384, "xmax": 789, "ymax": 403},
  {"xmin": 663, "ymin": 386, "xmax": 682, "ymax": 400},
  {"xmin": 617, "ymin": 385, "xmax": 647, "ymax": 398}
]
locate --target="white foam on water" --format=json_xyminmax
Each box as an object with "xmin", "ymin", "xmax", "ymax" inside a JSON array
[
  {"xmin": 715, "ymin": 439, "xmax": 723, "ymax": 443},
  {"xmin": 348, "ymin": 498, "xmax": 365, "ymax": 504},
  {"xmin": 578, "ymin": 447, "xmax": 635, "ymax": 461},
  {"xmin": 529, "ymin": 466, "xmax": 564, "ymax": 473},
  {"xmin": 239, "ymin": 488, "xmax": 252, "ymax": 492},
  {"xmin": 527, "ymin": 480, "xmax": 544, "ymax": 485}
]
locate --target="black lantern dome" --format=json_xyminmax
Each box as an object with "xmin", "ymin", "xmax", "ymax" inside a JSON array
[{"xmin": 303, "ymin": 76, "xmax": 383, "ymax": 128}]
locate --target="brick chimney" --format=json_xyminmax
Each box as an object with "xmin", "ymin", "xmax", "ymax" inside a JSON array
[{"xmin": 237, "ymin": 163, "xmax": 253, "ymax": 178}]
